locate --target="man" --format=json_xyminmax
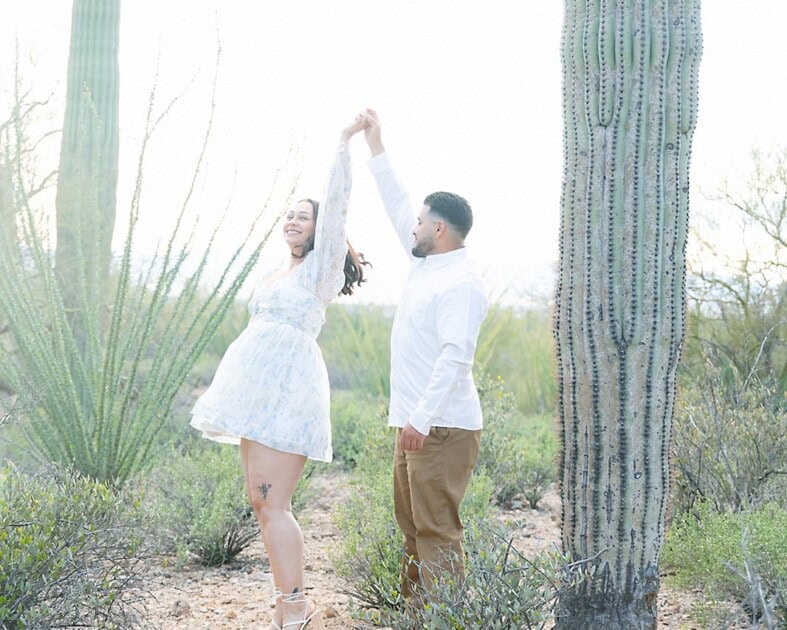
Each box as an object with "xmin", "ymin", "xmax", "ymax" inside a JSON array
[{"xmin": 361, "ymin": 108, "xmax": 489, "ymax": 600}]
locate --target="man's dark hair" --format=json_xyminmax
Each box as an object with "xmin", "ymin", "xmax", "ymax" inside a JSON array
[{"xmin": 423, "ymin": 191, "xmax": 473, "ymax": 239}]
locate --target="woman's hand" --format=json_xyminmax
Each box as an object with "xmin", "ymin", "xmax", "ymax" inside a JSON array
[{"xmin": 340, "ymin": 113, "xmax": 368, "ymax": 145}]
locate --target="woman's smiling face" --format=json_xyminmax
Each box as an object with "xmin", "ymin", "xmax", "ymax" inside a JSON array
[{"xmin": 283, "ymin": 200, "xmax": 316, "ymax": 254}]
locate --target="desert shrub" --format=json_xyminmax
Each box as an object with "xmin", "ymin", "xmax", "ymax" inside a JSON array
[
  {"xmin": 475, "ymin": 374, "xmax": 520, "ymax": 505},
  {"xmin": 333, "ymin": 457, "xmax": 401, "ymax": 611},
  {"xmin": 320, "ymin": 304, "xmax": 392, "ymax": 397},
  {"xmin": 330, "ymin": 390, "xmax": 390, "ymax": 470},
  {"xmin": 519, "ymin": 431, "xmax": 558, "ymax": 509},
  {"xmin": 383, "ymin": 521, "xmax": 576, "ymax": 630},
  {"xmin": 476, "ymin": 374, "xmax": 558, "ymax": 508},
  {"xmin": 0, "ymin": 465, "xmax": 146, "ymax": 629},
  {"xmin": 663, "ymin": 502, "xmax": 787, "ymax": 624},
  {"xmin": 333, "ymin": 449, "xmax": 494, "ymax": 613},
  {"xmin": 140, "ymin": 444, "xmax": 260, "ymax": 567},
  {"xmin": 476, "ymin": 306, "xmax": 557, "ymax": 415},
  {"xmin": 480, "ymin": 427, "xmax": 556, "ymax": 510},
  {"xmin": 672, "ymin": 348, "xmax": 786, "ymax": 515},
  {"xmin": 685, "ymin": 147, "xmax": 786, "ymax": 392},
  {"xmin": 291, "ymin": 461, "xmax": 318, "ymax": 517}
]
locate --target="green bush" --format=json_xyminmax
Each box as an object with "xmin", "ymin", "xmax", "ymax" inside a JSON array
[
  {"xmin": 663, "ymin": 502, "xmax": 787, "ymax": 623},
  {"xmin": 476, "ymin": 306, "xmax": 557, "ymax": 415},
  {"xmin": 140, "ymin": 442, "xmax": 317, "ymax": 568},
  {"xmin": 475, "ymin": 374, "xmax": 520, "ymax": 505},
  {"xmin": 672, "ymin": 349, "xmax": 786, "ymax": 515},
  {"xmin": 519, "ymin": 431, "xmax": 558, "ymax": 509},
  {"xmin": 479, "ymin": 434, "xmax": 522, "ymax": 507},
  {"xmin": 685, "ymin": 147, "xmax": 786, "ymax": 393},
  {"xmin": 320, "ymin": 304, "xmax": 393, "ymax": 397},
  {"xmin": 333, "ymin": 455, "xmax": 401, "ymax": 611},
  {"xmin": 384, "ymin": 521, "xmax": 575, "ymax": 629},
  {"xmin": 0, "ymin": 465, "xmax": 145, "ymax": 629},
  {"xmin": 333, "ymin": 447, "xmax": 494, "ymax": 613},
  {"xmin": 480, "ymin": 428, "xmax": 556, "ymax": 510},
  {"xmin": 330, "ymin": 390, "xmax": 390, "ymax": 470},
  {"xmin": 476, "ymin": 374, "xmax": 558, "ymax": 508},
  {"xmin": 139, "ymin": 444, "xmax": 258, "ymax": 567}
]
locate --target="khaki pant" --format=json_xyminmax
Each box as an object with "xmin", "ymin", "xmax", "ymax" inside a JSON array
[{"xmin": 393, "ymin": 426, "xmax": 481, "ymax": 599}]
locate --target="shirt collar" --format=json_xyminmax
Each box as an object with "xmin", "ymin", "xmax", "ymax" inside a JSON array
[{"xmin": 418, "ymin": 246, "xmax": 467, "ymax": 270}]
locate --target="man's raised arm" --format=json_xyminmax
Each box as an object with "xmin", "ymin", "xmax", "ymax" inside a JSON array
[{"xmin": 363, "ymin": 109, "xmax": 417, "ymax": 259}]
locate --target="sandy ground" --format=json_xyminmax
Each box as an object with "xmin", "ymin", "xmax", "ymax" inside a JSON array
[{"xmin": 139, "ymin": 470, "xmax": 742, "ymax": 629}]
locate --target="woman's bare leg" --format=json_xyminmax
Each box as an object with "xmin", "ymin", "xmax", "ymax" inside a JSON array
[
  {"xmin": 241, "ymin": 440, "xmax": 284, "ymax": 627},
  {"xmin": 241, "ymin": 439, "xmax": 310, "ymax": 626}
]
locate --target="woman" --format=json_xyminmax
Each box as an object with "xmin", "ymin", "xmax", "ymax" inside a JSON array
[{"xmin": 190, "ymin": 117, "xmax": 368, "ymax": 629}]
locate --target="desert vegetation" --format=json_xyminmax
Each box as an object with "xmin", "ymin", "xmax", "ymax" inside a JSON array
[{"xmin": 1, "ymin": 2, "xmax": 785, "ymax": 628}]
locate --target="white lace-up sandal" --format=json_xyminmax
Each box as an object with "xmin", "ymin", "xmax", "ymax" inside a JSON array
[
  {"xmin": 268, "ymin": 586, "xmax": 283, "ymax": 630},
  {"xmin": 280, "ymin": 591, "xmax": 324, "ymax": 629}
]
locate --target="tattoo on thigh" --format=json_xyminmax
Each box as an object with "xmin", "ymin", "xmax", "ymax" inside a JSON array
[{"xmin": 258, "ymin": 483, "xmax": 272, "ymax": 500}]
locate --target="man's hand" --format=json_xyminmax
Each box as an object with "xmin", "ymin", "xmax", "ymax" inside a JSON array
[
  {"xmin": 340, "ymin": 113, "xmax": 367, "ymax": 145},
  {"xmin": 362, "ymin": 108, "xmax": 385, "ymax": 157},
  {"xmin": 400, "ymin": 423, "xmax": 426, "ymax": 452}
]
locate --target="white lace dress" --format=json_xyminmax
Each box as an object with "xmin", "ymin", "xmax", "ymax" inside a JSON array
[{"xmin": 190, "ymin": 145, "xmax": 352, "ymax": 462}]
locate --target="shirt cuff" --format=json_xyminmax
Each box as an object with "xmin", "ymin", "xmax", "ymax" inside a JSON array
[
  {"xmin": 367, "ymin": 151, "xmax": 390, "ymax": 173},
  {"xmin": 408, "ymin": 411, "xmax": 432, "ymax": 436}
]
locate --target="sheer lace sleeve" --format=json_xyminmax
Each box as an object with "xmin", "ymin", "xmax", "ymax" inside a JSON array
[{"xmin": 305, "ymin": 144, "xmax": 352, "ymax": 303}]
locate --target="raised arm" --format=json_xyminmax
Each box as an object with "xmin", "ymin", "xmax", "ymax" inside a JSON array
[
  {"xmin": 308, "ymin": 118, "xmax": 366, "ymax": 303},
  {"xmin": 363, "ymin": 109, "xmax": 417, "ymax": 260}
]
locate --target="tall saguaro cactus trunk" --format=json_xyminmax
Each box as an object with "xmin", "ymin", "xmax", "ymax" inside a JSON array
[
  {"xmin": 554, "ymin": 1, "xmax": 701, "ymax": 627},
  {"xmin": 55, "ymin": 0, "xmax": 120, "ymax": 330}
]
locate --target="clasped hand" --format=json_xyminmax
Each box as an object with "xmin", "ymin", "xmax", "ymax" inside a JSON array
[
  {"xmin": 340, "ymin": 113, "xmax": 367, "ymax": 144},
  {"xmin": 340, "ymin": 108, "xmax": 382, "ymax": 146}
]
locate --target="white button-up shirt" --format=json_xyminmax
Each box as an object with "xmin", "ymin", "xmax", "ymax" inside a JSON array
[{"xmin": 368, "ymin": 152, "xmax": 489, "ymax": 435}]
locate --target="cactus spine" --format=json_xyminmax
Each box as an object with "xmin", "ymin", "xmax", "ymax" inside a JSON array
[
  {"xmin": 55, "ymin": 0, "xmax": 121, "ymax": 313},
  {"xmin": 554, "ymin": 1, "xmax": 701, "ymax": 627}
]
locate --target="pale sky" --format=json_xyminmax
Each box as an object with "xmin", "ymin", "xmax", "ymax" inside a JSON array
[{"xmin": 2, "ymin": 2, "xmax": 786, "ymax": 304}]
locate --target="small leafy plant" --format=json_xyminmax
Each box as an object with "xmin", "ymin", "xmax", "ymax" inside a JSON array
[
  {"xmin": 0, "ymin": 464, "xmax": 146, "ymax": 629},
  {"xmin": 139, "ymin": 444, "xmax": 259, "ymax": 567}
]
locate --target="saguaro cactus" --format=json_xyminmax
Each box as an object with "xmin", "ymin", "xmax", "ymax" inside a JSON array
[
  {"xmin": 554, "ymin": 1, "xmax": 701, "ymax": 627},
  {"xmin": 55, "ymin": 0, "xmax": 120, "ymax": 312}
]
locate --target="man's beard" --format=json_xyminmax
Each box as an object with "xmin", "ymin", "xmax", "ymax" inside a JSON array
[{"xmin": 411, "ymin": 236, "xmax": 434, "ymax": 258}]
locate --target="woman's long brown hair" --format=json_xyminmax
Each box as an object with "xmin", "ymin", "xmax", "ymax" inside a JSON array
[{"xmin": 301, "ymin": 199, "xmax": 370, "ymax": 296}]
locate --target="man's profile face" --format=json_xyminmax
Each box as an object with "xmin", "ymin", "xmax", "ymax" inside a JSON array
[{"xmin": 412, "ymin": 205, "xmax": 437, "ymax": 258}]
